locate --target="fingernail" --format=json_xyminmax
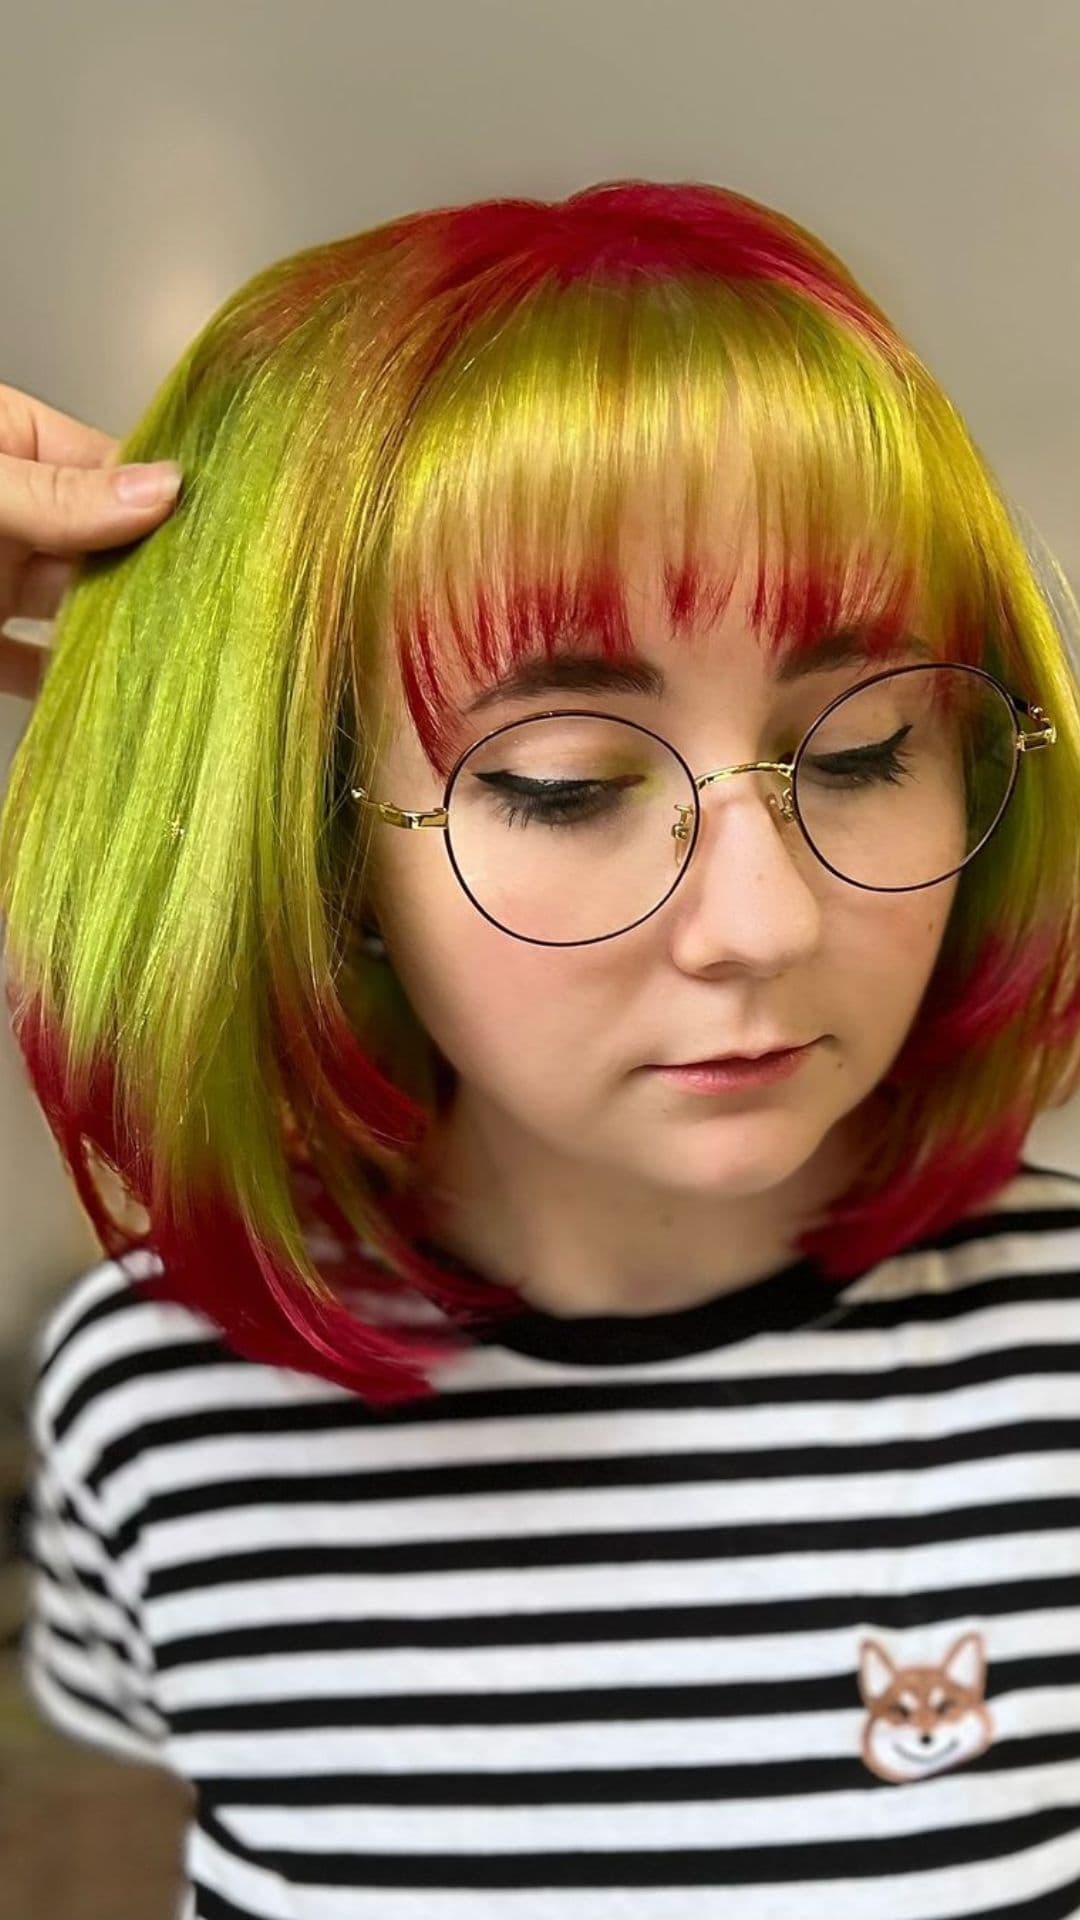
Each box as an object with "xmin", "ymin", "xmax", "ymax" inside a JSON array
[{"xmin": 112, "ymin": 460, "xmax": 183, "ymax": 506}]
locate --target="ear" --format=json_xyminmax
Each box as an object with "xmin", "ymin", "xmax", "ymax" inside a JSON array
[
  {"xmin": 857, "ymin": 1636, "xmax": 897, "ymax": 1705},
  {"xmin": 941, "ymin": 1630, "xmax": 987, "ymax": 1694}
]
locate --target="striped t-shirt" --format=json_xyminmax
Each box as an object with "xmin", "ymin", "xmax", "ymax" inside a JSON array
[{"xmin": 21, "ymin": 1157, "xmax": 1080, "ymax": 1920}]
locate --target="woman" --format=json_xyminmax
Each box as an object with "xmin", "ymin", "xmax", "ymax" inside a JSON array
[{"xmin": 5, "ymin": 179, "xmax": 1080, "ymax": 1918}]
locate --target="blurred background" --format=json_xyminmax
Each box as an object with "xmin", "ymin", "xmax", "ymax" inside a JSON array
[{"xmin": 1, "ymin": 2, "xmax": 1079, "ymax": 1913}]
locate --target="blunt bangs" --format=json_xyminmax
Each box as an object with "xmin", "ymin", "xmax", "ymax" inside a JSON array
[{"xmin": 382, "ymin": 272, "xmax": 1009, "ymax": 776}]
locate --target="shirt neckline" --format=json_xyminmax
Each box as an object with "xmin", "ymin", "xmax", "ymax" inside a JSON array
[
  {"xmin": 396, "ymin": 1160, "xmax": 1052, "ymax": 1367},
  {"xmin": 417, "ymin": 1240, "xmax": 852, "ymax": 1365}
]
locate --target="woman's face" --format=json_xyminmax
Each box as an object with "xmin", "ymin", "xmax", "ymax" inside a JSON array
[{"xmin": 361, "ymin": 543, "xmax": 960, "ymax": 1222}]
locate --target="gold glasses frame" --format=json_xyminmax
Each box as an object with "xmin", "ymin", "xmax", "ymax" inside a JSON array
[{"xmin": 350, "ymin": 661, "xmax": 1057, "ymax": 949}]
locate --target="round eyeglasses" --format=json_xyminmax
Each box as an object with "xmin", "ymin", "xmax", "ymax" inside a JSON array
[{"xmin": 350, "ymin": 662, "xmax": 1056, "ymax": 949}]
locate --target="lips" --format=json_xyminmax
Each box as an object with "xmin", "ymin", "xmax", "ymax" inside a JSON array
[{"xmin": 662, "ymin": 1043, "xmax": 812, "ymax": 1067}]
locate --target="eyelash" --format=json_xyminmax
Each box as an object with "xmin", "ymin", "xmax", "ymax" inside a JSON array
[{"xmin": 481, "ymin": 729, "xmax": 916, "ymax": 830}]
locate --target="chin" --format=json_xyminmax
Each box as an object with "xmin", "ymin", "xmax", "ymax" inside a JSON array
[{"xmin": 627, "ymin": 1114, "xmax": 827, "ymax": 1198}]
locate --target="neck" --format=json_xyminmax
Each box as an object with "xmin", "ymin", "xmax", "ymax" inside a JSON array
[{"xmin": 411, "ymin": 1085, "xmax": 868, "ymax": 1319}]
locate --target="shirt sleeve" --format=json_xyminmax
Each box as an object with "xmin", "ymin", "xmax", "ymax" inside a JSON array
[{"xmin": 20, "ymin": 1296, "xmax": 169, "ymax": 1768}]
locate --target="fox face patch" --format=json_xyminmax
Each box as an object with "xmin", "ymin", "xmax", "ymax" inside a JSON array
[{"xmin": 857, "ymin": 1630, "xmax": 996, "ymax": 1783}]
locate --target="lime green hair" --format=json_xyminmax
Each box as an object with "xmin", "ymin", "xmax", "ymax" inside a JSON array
[{"xmin": 3, "ymin": 180, "xmax": 1080, "ymax": 1403}]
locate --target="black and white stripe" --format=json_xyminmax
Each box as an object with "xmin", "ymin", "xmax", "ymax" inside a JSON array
[{"xmin": 21, "ymin": 1160, "xmax": 1080, "ymax": 1918}]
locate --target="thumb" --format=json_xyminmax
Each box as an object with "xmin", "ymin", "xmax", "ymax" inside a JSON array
[{"xmin": 0, "ymin": 449, "xmax": 182, "ymax": 556}]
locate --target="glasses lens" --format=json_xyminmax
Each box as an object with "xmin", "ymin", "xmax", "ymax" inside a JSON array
[
  {"xmin": 443, "ymin": 669, "xmax": 1020, "ymax": 943},
  {"xmin": 446, "ymin": 714, "xmax": 696, "ymax": 943},
  {"xmin": 794, "ymin": 665, "xmax": 1018, "ymax": 890}
]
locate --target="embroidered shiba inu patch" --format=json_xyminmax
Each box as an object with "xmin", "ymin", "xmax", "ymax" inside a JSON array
[{"xmin": 857, "ymin": 1630, "xmax": 996, "ymax": 1782}]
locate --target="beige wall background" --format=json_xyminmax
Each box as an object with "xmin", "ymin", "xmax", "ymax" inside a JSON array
[{"xmin": 2, "ymin": 0, "xmax": 1079, "ymax": 1348}]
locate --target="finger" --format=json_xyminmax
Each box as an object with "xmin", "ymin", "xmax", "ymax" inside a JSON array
[
  {"xmin": 0, "ymin": 448, "xmax": 182, "ymax": 555},
  {"xmin": 0, "ymin": 381, "xmax": 118, "ymax": 467}
]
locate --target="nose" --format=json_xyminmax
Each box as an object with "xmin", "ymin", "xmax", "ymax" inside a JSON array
[{"xmin": 666, "ymin": 764, "xmax": 822, "ymax": 971}]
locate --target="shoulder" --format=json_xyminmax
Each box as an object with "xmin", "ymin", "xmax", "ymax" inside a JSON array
[
  {"xmin": 965, "ymin": 1156, "xmax": 1080, "ymax": 1250},
  {"xmin": 959, "ymin": 1156, "xmax": 1080, "ymax": 1274},
  {"xmin": 31, "ymin": 1252, "xmax": 224, "ymax": 1440},
  {"xmin": 845, "ymin": 1156, "xmax": 1080, "ymax": 1311},
  {"xmin": 28, "ymin": 1251, "xmax": 317, "ymax": 1508},
  {"xmin": 30, "ymin": 1247, "xmax": 356, "ymax": 1497}
]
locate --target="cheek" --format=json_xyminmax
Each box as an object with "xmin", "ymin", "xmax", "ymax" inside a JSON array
[
  {"xmin": 835, "ymin": 878, "xmax": 958, "ymax": 1025},
  {"xmin": 374, "ymin": 841, "xmax": 587, "ymax": 1077}
]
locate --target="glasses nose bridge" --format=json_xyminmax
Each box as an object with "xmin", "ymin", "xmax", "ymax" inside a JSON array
[
  {"xmin": 680, "ymin": 756, "xmax": 798, "ymax": 839},
  {"xmin": 695, "ymin": 755, "xmax": 796, "ymax": 793}
]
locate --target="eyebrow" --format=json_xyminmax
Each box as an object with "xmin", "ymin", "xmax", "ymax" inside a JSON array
[{"xmin": 462, "ymin": 630, "xmax": 934, "ymax": 714}]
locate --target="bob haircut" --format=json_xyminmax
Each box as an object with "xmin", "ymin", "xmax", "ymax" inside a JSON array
[{"xmin": 3, "ymin": 179, "xmax": 1080, "ymax": 1405}]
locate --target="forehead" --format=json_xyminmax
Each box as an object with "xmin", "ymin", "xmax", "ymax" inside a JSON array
[
  {"xmin": 371, "ymin": 450, "xmax": 948, "ymax": 778},
  {"xmin": 381, "ymin": 537, "xmax": 939, "ymax": 721},
  {"xmin": 366, "ymin": 605, "xmax": 937, "ymax": 796},
  {"xmin": 456, "ymin": 624, "xmax": 936, "ymax": 719}
]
